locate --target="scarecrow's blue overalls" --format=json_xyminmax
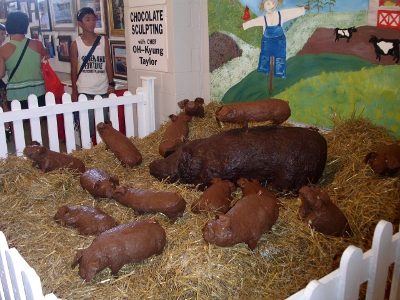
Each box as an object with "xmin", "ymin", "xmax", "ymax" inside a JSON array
[{"xmin": 257, "ymin": 11, "xmax": 286, "ymax": 78}]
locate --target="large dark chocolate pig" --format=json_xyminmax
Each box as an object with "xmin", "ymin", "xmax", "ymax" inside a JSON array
[
  {"xmin": 298, "ymin": 184, "xmax": 352, "ymax": 237},
  {"xmin": 178, "ymin": 97, "xmax": 205, "ymax": 117},
  {"xmin": 23, "ymin": 141, "xmax": 85, "ymax": 174},
  {"xmin": 149, "ymin": 126, "xmax": 327, "ymax": 192},
  {"xmin": 80, "ymin": 168, "xmax": 119, "ymax": 200},
  {"xmin": 159, "ymin": 112, "xmax": 192, "ymax": 157},
  {"xmin": 365, "ymin": 144, "xmax": 400, "ymax": 175},
  {"xmin": 216, "ymin": 98, "xmax": 291, "ymax": 128},
  {"xmin": 97, "ymin": 121, "xmax": 142, "ymax": 167},
  {"xmin": 54, "ymin": 205, "xmax": 117, "ymax": 235},
  {"xmin": 203, "ymin": 193, "xmax": 280, "ymax": 250},
  {"xmin": 112, "ymin": 186, "xmax": 186, "ymax": 223},
  {"xmin": 71, "ymin": 219, "xmax": 166, "ymax": 281},
  {"xmin": 191, "ymin": 178, "xmax": 236, "ymax": 214}
]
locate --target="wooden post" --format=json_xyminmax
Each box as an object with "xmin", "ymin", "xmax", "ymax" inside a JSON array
[{"xmin": 269, "ymin": 56, "xmax": 274, "ymax": 95}]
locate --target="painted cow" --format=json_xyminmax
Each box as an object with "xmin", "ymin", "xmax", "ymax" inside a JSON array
[
  {"xmin": 369, "ymin": 35, "xmax": 400, "ymax": 64},
  {"xmin": 333, "ymin": 26, "xmax": 357, "ymax": 42}
]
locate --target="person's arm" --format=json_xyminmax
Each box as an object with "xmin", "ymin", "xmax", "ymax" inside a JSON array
[
  {"xmin": 104, "ymin": 37, "xmax": 115, "ymax": 95},
  {"xmin": 0, "ymin": 50, "xmax": 6, "ymax": 79},
  {"xmin": 242, "ymin": 16, "xmax": 265, "ymax": 31},
  {"xmin": 280, "ymin": 7, "xmax": 307, "ymax": 24},
  {"xmin": 69, "ymin": 40, "xmax": 79, "ymax": 102}
]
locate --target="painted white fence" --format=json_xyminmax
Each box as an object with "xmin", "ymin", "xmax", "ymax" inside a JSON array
[
  {"xmin": 0, "ymin": 231, "xmax": 60, "ymax": 300},
  {"xmin": 286, "ymin": 219, "xmax": 400, "ymax": 300},
  {"xmin": 0, "ymin": 76, "xmax": 156, "ymax": 158}
]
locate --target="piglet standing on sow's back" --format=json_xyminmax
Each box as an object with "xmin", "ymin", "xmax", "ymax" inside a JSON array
[
  {"xmin": 80, "ymin": 168, "xmax": 119, "ymax": 200},
  {"xmin": 23, "ymin": 141, "xmax": 85, "ymax": 174},
  {"xmin": 216, "ymin": 98, "xmax": 291, "ymax": 129},
  {"xmin": 191, "ymin": 178, "xmax": 236, "ymax": 214},
  {"xmin": 203, "ymin": 193, "xmax": 280, "ymax": 251},
  {"xmin": 97, "ymin": 121, "xmax": 142, "ymax": 167},
  {"xmin": 71, "ymin": 219, "xmax": 166, "ymax": 282},
  {"xmin": 298, "ymin": 184, "xmax": 352, "ymax": 238}
]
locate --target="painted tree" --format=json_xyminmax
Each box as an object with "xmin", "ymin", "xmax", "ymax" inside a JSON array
[
  {"xmin": 312, "ymin": 0, "xmax": 325, "ymax": 12},
  {"xmin": 326, "ymin": 0, "xmax": 336, "ymax": 12}
]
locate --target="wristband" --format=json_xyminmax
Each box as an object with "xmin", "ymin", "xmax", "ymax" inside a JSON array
[{"xmin": 109, "ymin": 81, "xmax": 116, "ymax": 87}]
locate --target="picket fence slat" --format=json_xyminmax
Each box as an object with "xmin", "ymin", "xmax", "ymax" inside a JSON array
[
  {"xmin": 286, "ymin": 220, "xmax": 400, "ymax": 300},
  {"xmin": 0, "ymin": 232, "xmax": 59, "ymax": 300},
  {"xmin": 0, "ymin": 77, "xmax": 156, "ymax": 158}
]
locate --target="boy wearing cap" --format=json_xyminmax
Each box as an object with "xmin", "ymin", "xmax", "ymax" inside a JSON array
[{"xmin": 70, "ymin": 7, "xmax": 115, "ymax": 138}]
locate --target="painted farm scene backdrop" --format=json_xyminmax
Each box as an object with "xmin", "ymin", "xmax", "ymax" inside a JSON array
[{"xmin": 208, "ymin": 0, "xmax": 400, "ymax": 137}]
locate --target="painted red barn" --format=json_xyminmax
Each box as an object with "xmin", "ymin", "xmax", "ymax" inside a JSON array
[{"xmin": 367, "ymin": 0, "xmax": 400, "ymax": 29}]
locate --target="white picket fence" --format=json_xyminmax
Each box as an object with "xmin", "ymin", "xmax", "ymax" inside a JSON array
[
  {"xmin": 286, "ymin": 219, "xmax": 400, "ymax": 300},
  {"xmin": 0, "ymin": 231, "xmax": 59, "ymax": 300},
  {"xmin": 0, "ymin": 76, "xmax": 156, "ymax": 158}
]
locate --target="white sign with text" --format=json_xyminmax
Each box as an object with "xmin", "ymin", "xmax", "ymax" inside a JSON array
[{"xmin": 129, "ymin": 5, "xmax": 167, "ymax": 72}]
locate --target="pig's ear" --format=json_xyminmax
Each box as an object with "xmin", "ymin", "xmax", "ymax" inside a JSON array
[
  {"xmin": 110, "ymin": 176, "xmax": 119, "ymax": 185},
  {"xmin": 94, "ymin": 180, "xmax": 101, "ymax": 189},
  {"xmin": 218, "ymin": 214, "xmax": 231, "ymax": 228},
  {"xmin": 169, "ymin": 114, "xmax": 178, "ymax": 121},
  {"xmin": 195, "ymin": 97, "xmax": 204, "ymax": 105},
  {"xmin": 71, "ymin": 250, "xmax": 83, "ymax": 269},
  {"xmin": 386, "ymin": 154, "xmax": 400, "ymax": 169},
  {"xmin": 184, "ymin": 114, "xmax": 192, "ymax": 122},
  {"xmin": 178, "ymin": 99, "xmax": 189, "ymax": 108}
]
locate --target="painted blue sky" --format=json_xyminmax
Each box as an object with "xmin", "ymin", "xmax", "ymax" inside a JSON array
[{"xmin": 239, "ymin": 0, "xmax": 369, "ymax": 16}]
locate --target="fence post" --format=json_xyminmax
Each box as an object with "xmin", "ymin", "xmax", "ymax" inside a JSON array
[
  {"xmin": 389, "ymin": 227, "xmax": 400, "ymax": 300},
  {"xmin": 366, "ymin": 220, "xmax": 393, "ymax": 300},
  {"xmin": 337, "ymin": 245, "xmax": 363, "ymax": 300},
  {"xmin": 0, "ymin": 231, "xmax": 14, "ymax": 299},
  {"xmin": 140, "ymin": 76, "xmax": 156, "ymax": 137}
]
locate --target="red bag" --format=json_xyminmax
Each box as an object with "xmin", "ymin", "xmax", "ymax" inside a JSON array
[{"xmin": 38, "ymin": 40, "xmax": 66, "ymax": 140}]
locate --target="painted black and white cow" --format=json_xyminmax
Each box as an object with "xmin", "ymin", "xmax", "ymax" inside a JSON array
[
  {"xmin": 333, "ymin": 26, "xmax": 358, "ymax": 42},
  {"xmin": 369, "ymin": 35, "xmax": 400, "ymax": 64}
]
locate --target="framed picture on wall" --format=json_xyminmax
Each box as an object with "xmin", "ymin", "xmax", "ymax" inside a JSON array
[
  {"xmin": 108, "ymin": 0, "xmax": 124, "ymax": 36},
  {"xmin": 37, "ymin": 0, "xmax": 51, "ymax": 31},
  {"xmin": 29, "ymin": 25, "xmax": 39, "ymax": 39},
  {"xmin": 50, "ymin": 0, "xmax": 76, "ymax": 30},
  {"xmin": 28, "ymin": 0, "xmax": 39, "ymax": 21},
  {"xmin": 57, "ymin": 35, "xmax": 71, "ymax": 62},
  {"xmin": 18, "ymin": 0, "xmax": 30, "ymax": 20},
  {"xmin": 0, "ymin": 0, "xmax": 6, "ymax": 21},
  {"xmin": 5, "ymin": 1, "xmax": 19, "ymax": 18},
  {"xmin": 77, "ymin": 0, "xmax": 107, "ymax": 35},
  {"xmin": 110, "ymin": 40, "xmax": 127, "ymax": 80},
  {"xmin": 43, "ymin": 34, "xmax": 55, "ymax": 57}
]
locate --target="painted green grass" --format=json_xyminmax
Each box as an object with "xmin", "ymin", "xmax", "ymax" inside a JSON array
[
  {"xmin": 278, "ymin": 65, "xmax": 400, "ymax": 137},
  {"xmin": 222, "ymin": 53, "xmax": 377, "ymax": 103},
  {"xmin": 208, "ymin": 0, "xmax": 263, "ymax": 47}
]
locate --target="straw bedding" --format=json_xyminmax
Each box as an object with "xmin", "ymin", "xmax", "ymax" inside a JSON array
[{"xmin": 0, "ymin": 103, "xmax": 399, "ymax": 299}]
